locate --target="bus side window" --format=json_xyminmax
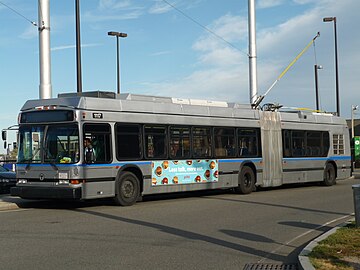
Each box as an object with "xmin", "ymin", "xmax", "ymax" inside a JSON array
[
  {"xmin": 238, "ymin": 128, "xmax": 260, "ymax": 157},
  {"xmin": 169, "ymin": 126, "xmax": 191, "ymax": 159},
  {"xmin": 83, "ymin": 123, "xmax": 112, "ymax": 163},
  {"xmin": 116, "ymin": 124, "xmax": 142, "ymax": 160},
  {"xmin": 214, "ymin": 127, "xmax": 235, "ymax": 158},
  {"xmin": 144, "ymin": 125, "xmax": 167, "ymax": 159}
]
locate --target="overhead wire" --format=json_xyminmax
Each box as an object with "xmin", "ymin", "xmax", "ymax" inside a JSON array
[
  {"xmin": 0, "ymin": 1, "xmax": 37, "ymax": 26},
  {"xmin": 161, "ymin": 0, "xmax": 249, "ymax": 57}
]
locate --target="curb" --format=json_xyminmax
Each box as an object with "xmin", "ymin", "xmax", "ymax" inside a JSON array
[
  {"xmin": 0, "ymin": 195, "xmax": 21, "ymax": 211},
  {"xmin": 0, "ymin": 201, "xmax": 20, "ymax": 211},
  {"xmin": 298, "ymin": 222, "xmax": 350, "ymax": 270}
]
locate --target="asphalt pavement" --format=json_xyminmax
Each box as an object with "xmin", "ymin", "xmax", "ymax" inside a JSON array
[
  {"xmin": 1, "ymin": 172, "xmax": 360, "ymax": 270},
  {"xmin": 2, "ymin": 171, "xmax": 359, "ymax": 212}
]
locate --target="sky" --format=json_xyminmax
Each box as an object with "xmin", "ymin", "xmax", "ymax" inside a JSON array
[{"xmin": 1, "ymin": 0, "xmax": 360, "ymax": 151}]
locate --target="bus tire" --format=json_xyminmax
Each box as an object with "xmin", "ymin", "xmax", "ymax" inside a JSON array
[
  {"xmin": 323, "ymin": 163, "xmax": 336, "ymax": 186},
  {"xmin": 235, "ymin": 166, "xmax": 255, "ymax": 194},
  {"xmin": 114, "ymin": 171, "xmax": 140, "ymax": 206}
]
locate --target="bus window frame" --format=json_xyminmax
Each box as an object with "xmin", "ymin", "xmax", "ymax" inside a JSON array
[
  {"xmin": 143, "ymin": 124, "xmax": 168, "ymax": 160},
  {"xmin": 237, "ymin": 127, "xmax": 261, "ymax": 158},
  {"xmin": 213, "ymin": 127, "xmax": 237, "ymax": 158},
  {"xmin": 115, "ymin": 123, "xmax": 143, "ymax": 161},
  {"xmin": 191, "ymin": 126, "xmax": 213, "ymax": 159},
  {"xmin": 169, "ymin": 125, "xmax": 191, "ymax": 160},
  {"xmin": 83, "ymin": 123, "xmax": 113, "ymax": 164}
]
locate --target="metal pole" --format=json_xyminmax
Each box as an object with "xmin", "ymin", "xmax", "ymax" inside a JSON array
[
  {"xmin": 75, "ymin": 0, "xmax": 82, "ymax": 93},
  {"xmin": 116, "ymin": 36, "xmax": 120, "ymax": 94},
  {"xmin": 353, "ymin": 184, "xmax": 360, "ymax": 227},
  {"xmin": 314, "ymin": 65, "xmax": 320, "ymax": 111},
  {"xmin": 333, "ymin": 18, "xmax": 340, "ymax": 116},
  {"xmin": 352, "ymin": 106, "xmax": 355, "ymax": 139},
  {"xmin": 38, "ymin": 0, "xmax": 52, "ymax": 99},
  {"xmin": 248, "ymin": 0, "xmax": 258, "ymax": 105}
]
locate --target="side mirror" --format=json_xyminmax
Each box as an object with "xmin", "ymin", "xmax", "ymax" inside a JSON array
[
  {"xmin": 3, "ymin": 141, "xmax": 7, "ymax": 149},
  {"xmin": 2, "ymin": 130, "xmax": 6, "ymax": 141}
]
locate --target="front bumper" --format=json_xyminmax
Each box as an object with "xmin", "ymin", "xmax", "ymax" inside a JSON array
[{"xmin": 11, "ymin": 186, "xmax": 82, "ymax": 200}]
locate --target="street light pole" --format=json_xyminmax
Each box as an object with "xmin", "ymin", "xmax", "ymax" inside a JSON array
[
  {"xmin": 352, "ymin": 105, "xmax": 358, "ymax": 139},
  {"xmin": 314, "ymin": 64, "xmax": 322, "ymax": 111},
  {"xmin": 108, "ymin": 31, "xmax": 127, "ymax": 94},
  {"xmin": 323, "ymin": 17, "xmax": 340, "ymax": 116}
]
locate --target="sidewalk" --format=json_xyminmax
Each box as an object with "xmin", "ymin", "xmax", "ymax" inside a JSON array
[
  {"xmin": 298, "ymin": 225, "xmax": 342, "ymax": 270},
  {"xmin": 298, "ymin": 170, "xmax": 359, "ymax": 269},
  {"xmin": 0, "ymin": 194, "xmax": 23, "ymax": 211},
  {"xmin": 298, "ymin": 220, "xmax": 358, "ymax": 270}
]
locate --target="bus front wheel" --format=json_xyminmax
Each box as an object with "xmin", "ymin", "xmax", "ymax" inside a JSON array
[
  {"xmin": 235, "ymin": 166, "xmax": 255, "ymax": 194},
  {"xmin": 323, "ymin": 163, "xmax": 336, "ymax": 186},
  {"xmin": 114, "ymin": 171, "xmax": 140, "ymax": 206}
]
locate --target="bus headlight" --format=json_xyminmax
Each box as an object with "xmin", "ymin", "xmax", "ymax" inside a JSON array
[
  {"xmin": 18, "ymin": 179, "xmax": 27, "ymax": 184},
  {"xmin": 58, "ymin": 180, "xmax": 69, "ymax": 185}
]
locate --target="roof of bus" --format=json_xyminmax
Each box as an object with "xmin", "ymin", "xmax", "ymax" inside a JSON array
[{"xmin": 20, "ymin": 91, "xmax": 346, "ymax": 126}]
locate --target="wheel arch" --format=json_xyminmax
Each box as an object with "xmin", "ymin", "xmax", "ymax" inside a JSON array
[
  {"xmin": 117, "ymin": 164, "xmax": 144, "ymax": 193},
  {"xmin": 240, "ymin": 161, "xmax": 257, "ymax": 184},
  {"xmin": 325, "ymin": 160, "xmax": 337, "ymax": 178}
]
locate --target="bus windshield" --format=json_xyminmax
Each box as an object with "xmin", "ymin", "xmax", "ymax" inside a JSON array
[{"xmin": 18, "ymin": 124, "xmax": 79, "ymax": 164}]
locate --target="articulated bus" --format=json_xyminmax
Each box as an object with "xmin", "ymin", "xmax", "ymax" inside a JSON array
[{"xmin": 11, "ymin": 91, "xmax": 351, "ymax": 206}]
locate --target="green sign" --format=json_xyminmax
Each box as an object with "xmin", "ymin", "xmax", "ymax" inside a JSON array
[{"xmin": 355, "ymin": 136, "xmax": 360, "ymax": 161}]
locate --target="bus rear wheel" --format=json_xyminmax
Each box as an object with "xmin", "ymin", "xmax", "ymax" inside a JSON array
[
  {"xmin": 114, "ymin": 171, "xmax": 140, "ymax": 206},
  {"xmin": 235, "ymin": 166, "xmax": 255, "ymax": 194},
  {"xmin": 323, "ymin": 163, "xmax": 336, "ymax": 186}
]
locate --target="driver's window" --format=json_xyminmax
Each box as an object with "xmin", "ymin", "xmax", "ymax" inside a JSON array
[{"xmin": 83, "ymin": 124, "xmax": 112, "ymax": 163}]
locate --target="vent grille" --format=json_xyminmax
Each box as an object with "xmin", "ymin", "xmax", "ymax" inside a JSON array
[{"xmin": 243, "ymin": 263, "xmax": 298, "ymax": 270}]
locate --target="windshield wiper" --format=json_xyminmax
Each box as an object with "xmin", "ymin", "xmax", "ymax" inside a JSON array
[
  {"xmin": 25, "ymin": 148, "xmax": 41, "ymax": 170},
  {"xmin": 47, "ymin": 159, "xmax": 59, "ymax": 171}
]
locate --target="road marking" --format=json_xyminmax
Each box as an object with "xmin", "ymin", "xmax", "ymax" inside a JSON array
[{"xmin": 258, "ymin": 213, "xmax": 354, "ymax": 263}]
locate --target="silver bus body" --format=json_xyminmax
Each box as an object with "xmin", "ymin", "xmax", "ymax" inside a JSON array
[{"xmin": 11, "ymin": 92, "xmax": 351, "ymax": 204}]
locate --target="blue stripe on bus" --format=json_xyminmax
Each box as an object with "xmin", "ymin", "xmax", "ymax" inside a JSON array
[
  {"xmin": 219, "ymin": 158, "xmax": 262, "ymax": 163},
  {"xmin": 16, "ymin": 161, "xmax": 153, "ymax": 168},
  {"xmin": 283, "ymin": 156, "xmax": 351, "ymax": 162},
  {"xmin": 15, "ymin": 156, "xmax": 351, "ymax": 168}
]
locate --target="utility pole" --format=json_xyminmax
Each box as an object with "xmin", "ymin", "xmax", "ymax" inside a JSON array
[
  {"xmin": 38, "ymin": 0, "xmax": 52, "ymax": 99},
  {"xmin": 76, "ymin": 0, "xmax": 82, "ymax": 93},
  {"xmin": 248, "ymin": 0, "xmax": 258, "ymax": 105}
]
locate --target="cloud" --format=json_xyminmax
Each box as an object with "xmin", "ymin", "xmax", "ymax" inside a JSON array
[
  {"xmin": 257, "ymin": 0, "xmax": 285, "ymax": 9},
  {"xmin": 135, "ymin": 0, "xmax": 360, "ymax": 117},
  {"xmin": 192, "ymin": 13, "xmax": 248, "ymax": 66},
  {"xmin": 135, "ymin": 13, "xmax": 250, "ymax": 102},
  {"xmin": 51, "ymin": 43, "xmax": 102, "ymax": 52},
  {"xmin": 84, "ymin": 0, "xmax": 145, "ymax": 22},
  {"xmin": 98, "ymin": 0, "xmax": 134, "ymax": 10},
  {"xmin": 138, "ymin": 66, "xmax": 249, "ymax": 103},
  {"xmin": 148, "ymin": 0, "xmax": 204, "ymax": 15},
  {"xmin": 20, "ymin": 25, "xmax": 37, "ymax": 39},
  {"xmin": 148, "ymin": 0, "xmax": 173, "ymax": 14},
  {"xmin": 150, "ymin": 50, "xmax": 172, "ymax": 56},
  {"xmin": 83, "ymin": 10, "xmax": 143, "ymax": 22}
]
